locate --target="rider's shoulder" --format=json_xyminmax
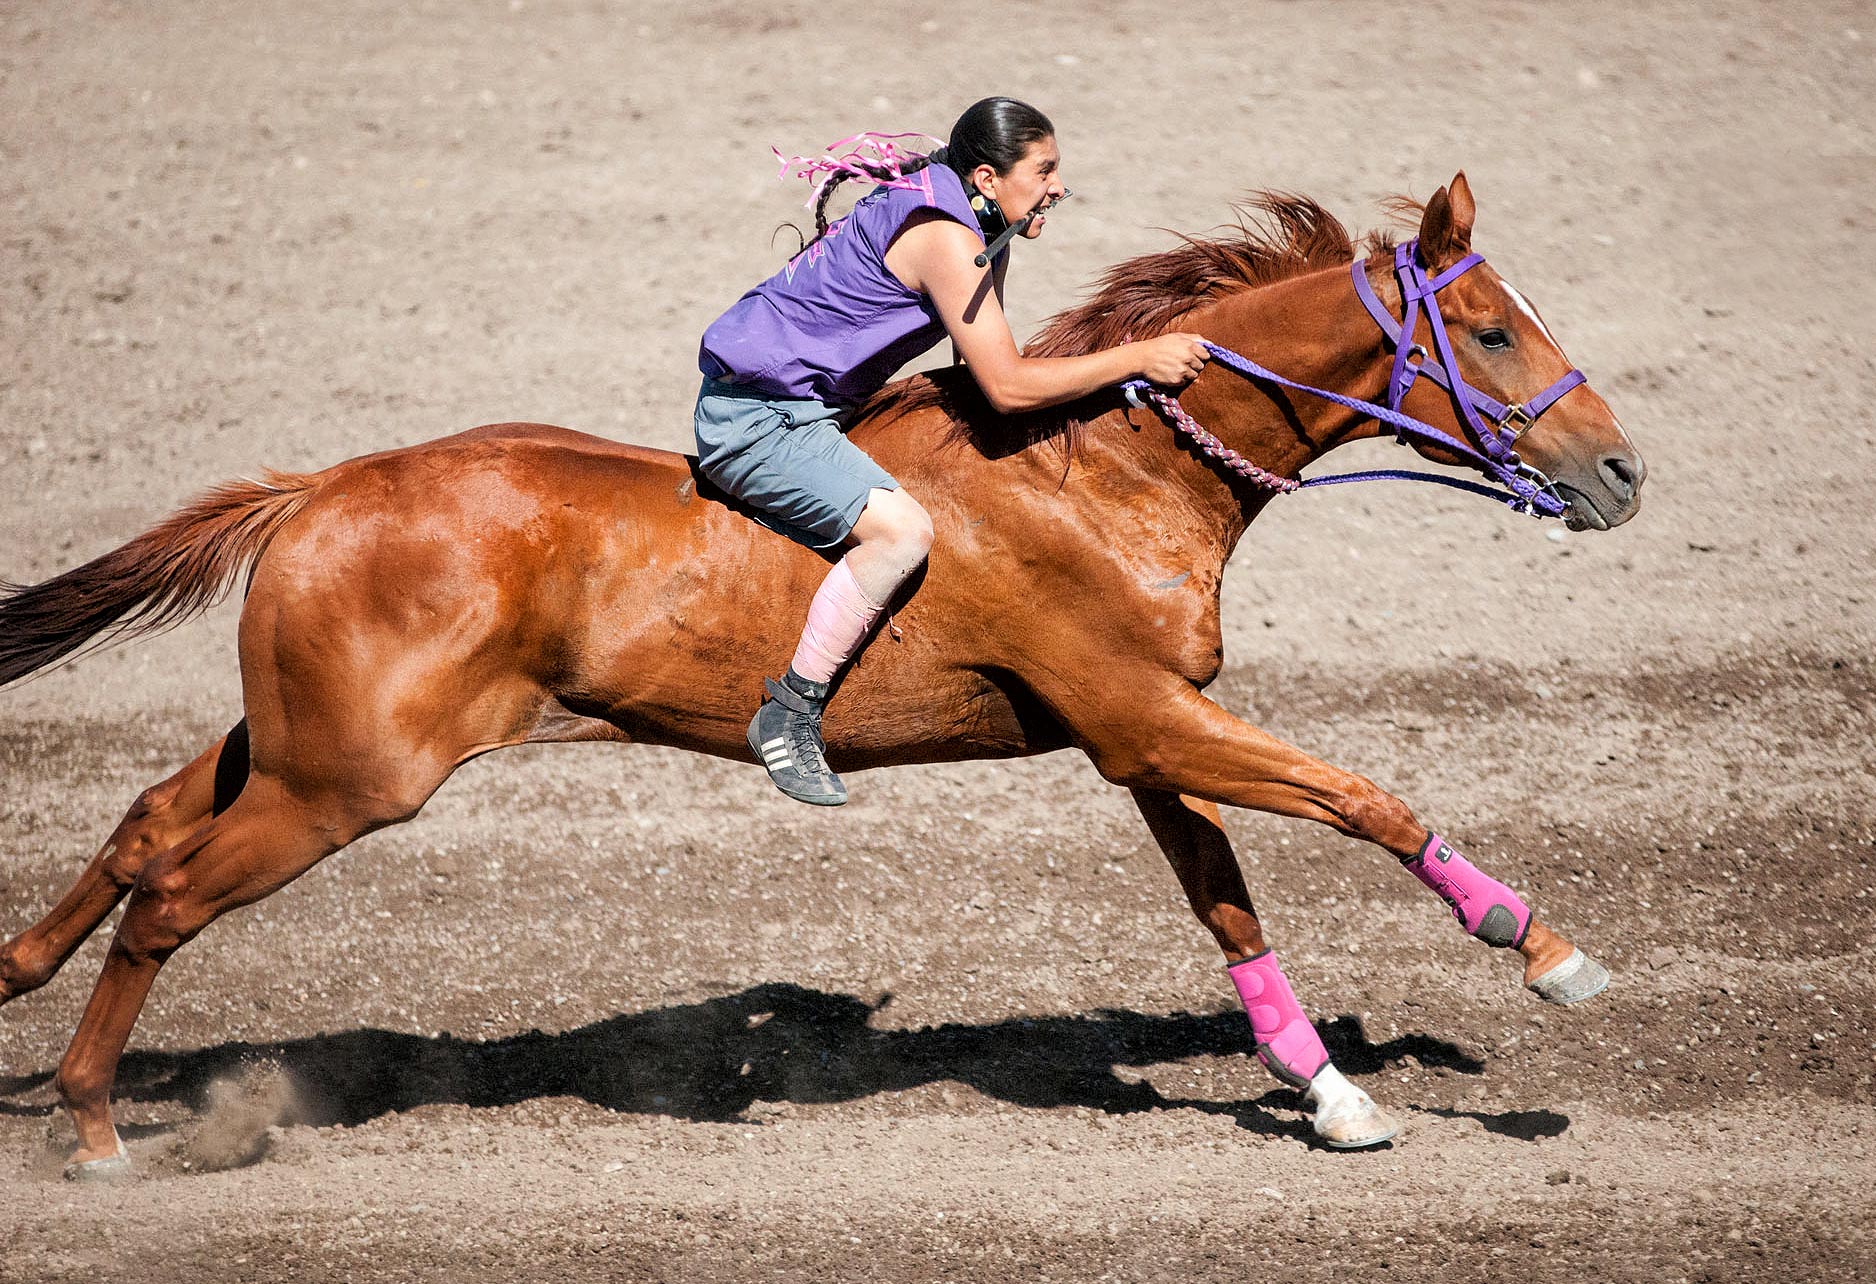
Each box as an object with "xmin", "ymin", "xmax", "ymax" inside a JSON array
[
  {"xmin": 886, "ymin": 214, "xmax": 984, "ymax": 293},
  {"xmin": 895, "ymin": 208, "xmax": 979, "ymax": 243}
]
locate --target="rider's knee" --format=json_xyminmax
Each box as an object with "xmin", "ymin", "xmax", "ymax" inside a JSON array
[
  {"xmin": 898, "ymin": 499, "xmax": 935, "ymax": 561},
  {"xmin": 863, "ymin": 490, "xmax": 934, "ymax": 562}
]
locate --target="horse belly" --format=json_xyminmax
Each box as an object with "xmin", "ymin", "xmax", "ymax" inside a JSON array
[
  {"xmin": 591, "ymin": 558, "xmax": 1069, "ymax": 768},
  {"xmin": 602, "ymin": 621, "xmax": 1068, "ymax": 769},
  {"xmin": 825, "ymin": 663, "xmax": 1071, "ymax": 769}
]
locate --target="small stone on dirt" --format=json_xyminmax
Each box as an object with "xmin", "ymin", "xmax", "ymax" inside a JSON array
[{"xmin": 1546, "ymin": 1169, "xmax": 1571, "ymax": 1185}]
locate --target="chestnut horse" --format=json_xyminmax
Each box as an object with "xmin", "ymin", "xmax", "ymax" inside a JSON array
[{"xmin": 0, "ymin": 175, "xmax": 1643, "ymax": 1174}]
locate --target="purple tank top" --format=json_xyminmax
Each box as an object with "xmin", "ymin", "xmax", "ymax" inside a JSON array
[{"xmin": 698, "ymin": 163, "xmax": 986, "ymax": 406}]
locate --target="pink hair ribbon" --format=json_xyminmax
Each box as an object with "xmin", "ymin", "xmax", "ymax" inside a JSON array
[{"xmin": 771, "ymin": 131, "xmax": 945, "ymax": 208}]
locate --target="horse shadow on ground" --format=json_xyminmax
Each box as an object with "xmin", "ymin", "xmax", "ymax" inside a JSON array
[
  {"xmin": 1416, "ymin": 1104, "xmax": 1571, "ymax": 1141},
  {"xmin": 2, "ymin": 983, "xmax": 1558, "ymax": 1144}
]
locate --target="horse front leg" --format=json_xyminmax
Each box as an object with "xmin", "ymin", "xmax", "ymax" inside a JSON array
[
  {"xmin": 1132, "ymin": 787, "xmax": 1400, "ymax": 1148},
  {"xmin": 1089, "ymin": 681, "xmax": 1607, "ymax": 1000}
]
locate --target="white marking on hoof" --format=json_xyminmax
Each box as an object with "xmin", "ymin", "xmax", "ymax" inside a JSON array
[
  {"xmin": 1527, "ymin": 947, "xmax": 1611, "ymax": 1005},
  {"xmin": 62, "ymin": 1134, "xmax": 132, "ymax": 1183},
  {"xmin": 1305, "ymin": 1065, "xmax": 1401, "ymax": 1150}
]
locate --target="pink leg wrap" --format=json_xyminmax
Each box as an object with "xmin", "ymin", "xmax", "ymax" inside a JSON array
[
  {"xmin": 1227, "ymin": 950, "xmax": 1330, "ymax": 1090},
  {"xmin": 789, "ymin": 556, "xmax": 887, "ymax": 684},
  {"xmin": 1403, "ymin": 832, "xmax": 1532, "ymax": 948}
]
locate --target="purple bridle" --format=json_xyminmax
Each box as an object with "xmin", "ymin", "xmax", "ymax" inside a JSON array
[{"xmin": 1120, "ymin": 236, "xmax": 1586, "ymax": 518}]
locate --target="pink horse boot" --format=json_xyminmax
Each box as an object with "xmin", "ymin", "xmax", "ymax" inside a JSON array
[
  {"xmin": 1402, "ymin": 832, "xmax": 1531, "ymax": 947},
  {"xmin": 1228, "ymin": 950, "xmax": 1400, "ymax": 1149},
  {"xmin": 1407, "ymin": 832, "xmax": 1610, "ymax": 1003}
]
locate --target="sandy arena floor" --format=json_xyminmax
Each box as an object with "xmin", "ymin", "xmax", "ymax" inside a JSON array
[{"xmin": 2, "ymin": 1, "xmax": 1873, "ymax": 1280}]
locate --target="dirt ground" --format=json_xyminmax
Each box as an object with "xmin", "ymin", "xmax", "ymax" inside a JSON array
[{"xmin": 3, "ymin": 0, "xmax": 1874, "ymax": 1280}]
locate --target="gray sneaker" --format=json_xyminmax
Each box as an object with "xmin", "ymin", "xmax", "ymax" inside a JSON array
[{"xmin": 746, "ymin": 673, "xmax": 847, "ymax": 806}]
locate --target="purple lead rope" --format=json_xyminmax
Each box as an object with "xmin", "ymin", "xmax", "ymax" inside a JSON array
[{"xmin": 1120, "ymin": 239, "xmax": 1581, "ymax": 519}]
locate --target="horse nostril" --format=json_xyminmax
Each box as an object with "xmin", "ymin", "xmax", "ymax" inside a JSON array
[{"xmin": 1600, "ymin": 454, "xmax": 1638, "ymax": 501}]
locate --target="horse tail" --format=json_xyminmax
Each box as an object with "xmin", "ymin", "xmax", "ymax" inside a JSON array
[{"xmin": 0, "ymin": 470, "xmax": 321, "ymax": 688}]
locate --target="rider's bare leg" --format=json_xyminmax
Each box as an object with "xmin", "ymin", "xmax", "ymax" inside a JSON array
[{"xmin": 752, "ymin": 488, "xmax": 933, "ymax": 806}]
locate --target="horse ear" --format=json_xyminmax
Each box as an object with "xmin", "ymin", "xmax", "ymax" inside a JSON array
[
  {"xmin": 1416, "ymin": 173, "xmax": 1476, "ymax": 266},
  {"xmin": 1417, "ymin": 184, "xmax": 1456, "ymax": 263},
  {"xmin": 1447, "ymin": 171, "xmax": 1476, "ymax": 246}
]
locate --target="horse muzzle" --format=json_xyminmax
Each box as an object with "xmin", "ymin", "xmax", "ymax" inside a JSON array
[{"xmin": 1552, "ymin": 447, "xmax": 1646, "ymax": 531}]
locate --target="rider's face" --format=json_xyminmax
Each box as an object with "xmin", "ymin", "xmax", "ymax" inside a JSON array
[{"xmin": 976, "ymin": 137, "xmax": 1064, "ymax": 240}]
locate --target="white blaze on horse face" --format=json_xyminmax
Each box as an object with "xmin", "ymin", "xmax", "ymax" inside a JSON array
[{"xmin": 1500, "ymin": 279, "xmax": 1560, "ymax": 351}]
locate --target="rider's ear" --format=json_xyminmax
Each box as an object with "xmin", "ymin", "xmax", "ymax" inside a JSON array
[{"xmin": 1416, "ymin": 173, "xmax": 1475, "ymax": 267}]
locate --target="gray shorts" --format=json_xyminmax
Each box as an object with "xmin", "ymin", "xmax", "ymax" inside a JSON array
[{"xmin": 692, "ymin": 377, "xmax": 899, "ymax": 551}]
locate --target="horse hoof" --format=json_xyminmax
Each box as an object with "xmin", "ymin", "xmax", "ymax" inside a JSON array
[
  {"xmin": 1527, "ymin": 947, "xmax": 1610, "ymax": 1005},
  {"xmin": 62, "ymin": 1138, "xmax": 133, "ymax": 1183},
  {"xmin": 1314, "ymin": 1098, "xmax": 1402, "ymax": 1150},
  {"xmin": 1306, "ymin": 1066, "xmax": 1402, "ymax": 1150}
]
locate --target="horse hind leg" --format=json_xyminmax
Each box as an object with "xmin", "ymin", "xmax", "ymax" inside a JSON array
[
  {"xmin": 55, "ymin": 767, "xmax": 395, "ymax": 1175},
  {"xmin": 1132, "ymin": 787, "xmax": 1400, "ymax": 1150},
  {"xmin": 0, "ymin": 723, "xmax": 249, "ymax": 1006}
]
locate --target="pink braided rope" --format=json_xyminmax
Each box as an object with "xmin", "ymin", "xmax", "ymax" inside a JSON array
[
  {"xmin": 771, "ymin": 131, "xmax": 945, "ymax": 209},
  {"xmin": 1139, "ymin": 388, "xmax": 1301, "ymax": 494}
]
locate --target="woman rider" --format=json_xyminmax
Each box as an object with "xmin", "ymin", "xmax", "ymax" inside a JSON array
[{"xmin": 695, "ymin": 97, "xmax": 1209, "ymax": 806}]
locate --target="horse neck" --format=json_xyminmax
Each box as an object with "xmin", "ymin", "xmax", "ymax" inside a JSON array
[{"xmin": 1093, "ymin": 261, "xmax": 1390, "ymax": 556}]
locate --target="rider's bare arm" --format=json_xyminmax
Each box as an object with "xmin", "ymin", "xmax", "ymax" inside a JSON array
[{"xmin": 885, "ymin": 215, "xmax": 1208, "ymax": 415}]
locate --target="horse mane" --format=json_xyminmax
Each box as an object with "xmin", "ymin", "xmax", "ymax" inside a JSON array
[{"xmin": 857, "ymin": 192, "xmax": 1408, "ymax": 461}]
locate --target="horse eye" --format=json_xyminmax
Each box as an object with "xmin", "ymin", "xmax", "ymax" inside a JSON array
[{"xmin": 1478, "ymin": 328, "xmax": 1512, "ymax": 351}]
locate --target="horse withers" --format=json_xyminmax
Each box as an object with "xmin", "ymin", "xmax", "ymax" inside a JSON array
[{"xmin": 0, "ymin": 174, "xmax": 1643, "ymax": 1175}]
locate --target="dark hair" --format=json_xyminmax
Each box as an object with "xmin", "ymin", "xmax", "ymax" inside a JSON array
[
  {"xmin": 795, "ymin": 98, "xmax": 1055, "ymax": 253},
  {"xmin": 936, "ymin": 97, "xmax": 1056, "ymax": 186}
]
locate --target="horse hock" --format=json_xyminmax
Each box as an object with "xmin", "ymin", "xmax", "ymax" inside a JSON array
[{"xmin": 0, "ymin": 736, "xmax": 230, "ymax": 1005}]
